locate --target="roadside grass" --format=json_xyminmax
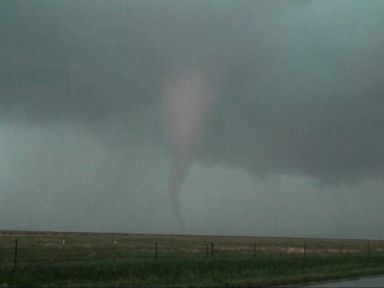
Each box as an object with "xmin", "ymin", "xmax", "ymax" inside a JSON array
[{"xmin": 1, "ymin": 232, "xmax": 384, "ymax": 287}]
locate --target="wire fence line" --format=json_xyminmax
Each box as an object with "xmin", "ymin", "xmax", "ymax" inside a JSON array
[{"xmin": 1, "ymin": 232, "xmax": 383, "ymax": 270}]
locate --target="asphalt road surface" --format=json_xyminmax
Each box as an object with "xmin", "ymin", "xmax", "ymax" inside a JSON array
[{"xmin": 301, "ymin": 275, "xmax": 384, "ymax": 287}]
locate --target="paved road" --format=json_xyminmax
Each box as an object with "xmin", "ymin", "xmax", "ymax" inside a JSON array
[{"xmin": 301, "ymin": 275, "xmax": 384, "ymax": 287}]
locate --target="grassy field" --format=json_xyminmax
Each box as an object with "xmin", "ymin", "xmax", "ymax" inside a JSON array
[{"xmin": 1, "ymin": 231, "xmax": 384, "ymax": 287}]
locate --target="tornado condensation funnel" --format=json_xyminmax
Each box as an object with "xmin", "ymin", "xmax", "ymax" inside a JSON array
[{"xmin": 162, "ymin": 65, "xmax": 219, "ymax": 224}]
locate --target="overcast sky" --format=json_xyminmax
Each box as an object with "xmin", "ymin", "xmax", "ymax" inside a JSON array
[{"xmin": 1, "ymin": 0, "xmax": 384, "ymax": 239}]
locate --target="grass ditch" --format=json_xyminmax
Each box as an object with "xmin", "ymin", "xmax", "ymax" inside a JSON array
[{"xmin": 1, "ymin": 254, "xmax": 384, "ymax": 287}]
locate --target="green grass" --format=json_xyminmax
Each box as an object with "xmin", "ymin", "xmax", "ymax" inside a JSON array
[{"xmin": 1, "ymin": 232, "xmax": 384, "ymax": 287}]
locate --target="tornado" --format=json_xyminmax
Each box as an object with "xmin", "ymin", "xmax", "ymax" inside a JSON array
[{"xmin": 162, "ymin": 64, "xmax": 221, "ymax": 225}]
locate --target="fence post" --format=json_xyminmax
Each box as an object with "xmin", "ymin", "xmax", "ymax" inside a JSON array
[
  {"xmin": 339, "ymin": 245, "xmax": 343, "ymax": 254},
  {"xmin": 14, "ymin": 239, "xmax": 18, "ymax": 271},
  {"xmin": 113, "ymin": 240, "xmax": 117, "ymax": 262},
  {"xmin": 253, "ymin": 241, "xmax": 256, "ymax": 257},
  {"xmin": 211, "ymin": 242, "xmax": 214, "ymax": 258},
  {"xmin": 303, "ymin": 242, "xmax": 306, "ymax": 256},
  {"xmin": 154, "ymin": 242, "xmax": 158, "ymax": 260},
  {"xmin": 367, "ymin": 241, "xmax": 371, "ymax": 254},
  {"xmin": 61, "ymin": 239, "xmax": 65, "ymax": 257}
]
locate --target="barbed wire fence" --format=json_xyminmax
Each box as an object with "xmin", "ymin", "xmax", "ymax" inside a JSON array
[{"xmin": 1, "ymin": 233, "xmax": 384, "ymax": 271}]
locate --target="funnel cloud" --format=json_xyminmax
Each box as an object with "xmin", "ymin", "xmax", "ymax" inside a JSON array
[{"xmin": 162, "ymin": 65, "xmax": 222, "ymax": 222}]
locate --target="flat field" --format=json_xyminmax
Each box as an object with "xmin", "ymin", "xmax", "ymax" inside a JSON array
[{"xmin": 1, "ymin": 231, "xmax": 384, "ymax": 287}]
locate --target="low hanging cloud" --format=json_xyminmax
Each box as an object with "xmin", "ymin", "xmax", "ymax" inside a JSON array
[
  {"xmin": 1, "ymin": 0, "xmax": 384, "ymax": 186},
  {"xmin": 200, "ymin": 1, "xmax": 384, "ymax": 183}
]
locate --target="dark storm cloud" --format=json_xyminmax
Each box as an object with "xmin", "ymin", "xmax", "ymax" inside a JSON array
[
  {"xmin": 200, "ymin": 1, "xmax": 384, "ymax": 183},
  {"xmin": 1, "ymin": 0, "xmax": 383, "ymax": 183},
  {"xmin": 0, "ymin": 0, "xmax": 163, "ymax": 124}
]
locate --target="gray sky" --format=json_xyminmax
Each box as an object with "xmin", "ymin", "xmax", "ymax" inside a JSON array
[{"xmin": 1, "ymin": 0, "xmax": 384, "ymax": 239}]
